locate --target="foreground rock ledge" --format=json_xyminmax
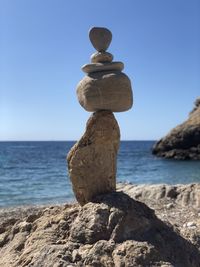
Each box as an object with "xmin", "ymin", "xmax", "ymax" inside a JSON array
[
  {"xmin": 0, "ymin": 184, "xmax": 200, "ymax": 267},
  {"xmin": 152, "ymin": 97, "xmax": 200, "ymax": 160}
]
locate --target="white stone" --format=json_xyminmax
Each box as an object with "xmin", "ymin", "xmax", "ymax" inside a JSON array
[
  {"xmin": 165, "ymin": 203, "xmax": 174, "ymax": 209},
  {"xmin": 186, "ymin": 221, "xmax": 196, "ymax": 228}
]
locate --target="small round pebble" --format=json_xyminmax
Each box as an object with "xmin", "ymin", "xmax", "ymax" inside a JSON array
[
  {"xmin": 187, "ymin": 221, "xmax": 196, "ymax": 227},
  {"xmin": 91, "ymin": 51, "xmax": 113, "ymax": 63},
  {"xmin": 165, "ymin": 203, "xmax": 174, "ymax": 209}
]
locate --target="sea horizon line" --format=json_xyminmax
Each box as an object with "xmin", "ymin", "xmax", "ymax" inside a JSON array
[{"xmin": 0, "ymin": 140, "xmax": 157, "ymax": 142}]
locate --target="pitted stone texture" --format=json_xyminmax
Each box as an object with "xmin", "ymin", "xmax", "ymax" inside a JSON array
[
  {"xmin": 89, "ymin": 27, "xmax": 112, "ymax": 52},
  {"xmin": 69, "ymin": 192, "xmax": 156, "ymax": 244},
  {"xmin": 69, "ymin": 192, "xmax": 200, "ymax": 267},
  {"xmin": 82, "ymin": 62, "xmax": 124, "ymax": 74},
  {"xmin": 77, "ymin": 71, "xmax": 133, "ymax": 112},
  {"xmin": 1, "ymin": 187, "xmax": 200, "ymax": 267},
  {"xmin": 67, "ymin": 111, "xmax": 120, "ymax": 206},
  {"xmin": 91, "ymin": 51, "xmax": 113, "ymax": 63}
]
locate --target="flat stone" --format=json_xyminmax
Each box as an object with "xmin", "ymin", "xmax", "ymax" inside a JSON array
[
  {"xmin": 91, "ymin": 51, "xmax": 113, "ymax": 63},
  {"xmin": 82, "ymin": 62, "xmax": 124, "ymax": 74},
  {"xmin": 67, "ymin": 111, "xmax": 120, "ymax": 206},
  {"xmin": 77, "ymin": 71, "xmax": 133, "ymax": 112},
  {"xmin": 89, "ymin": 27, "xmax": 112, "ymax": 52}
]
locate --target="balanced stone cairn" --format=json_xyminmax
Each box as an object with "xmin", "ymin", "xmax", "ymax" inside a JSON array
[{"xmin": 67, "ymin": 27, "xmax": 133, "ymax": 205}]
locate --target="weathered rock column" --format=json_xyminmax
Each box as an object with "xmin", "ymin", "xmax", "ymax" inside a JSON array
[{"xmin": 67, "ymin": 27, "xmax": 133, "ymax": 205}]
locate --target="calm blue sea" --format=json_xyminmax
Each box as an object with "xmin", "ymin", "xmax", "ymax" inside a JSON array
[{"xmin": 0, "ymin": 141, "xmax": 199, "ymax": 207}]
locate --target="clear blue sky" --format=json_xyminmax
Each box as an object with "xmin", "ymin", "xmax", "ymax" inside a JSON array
[{"xmin": 1, "ymin": 0, "xmax": 199, "ymax": 141}]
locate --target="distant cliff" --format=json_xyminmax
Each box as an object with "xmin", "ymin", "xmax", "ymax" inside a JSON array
[{"xmin": 152, "ymin": 97, "xmax": 200, "ymax": 160}]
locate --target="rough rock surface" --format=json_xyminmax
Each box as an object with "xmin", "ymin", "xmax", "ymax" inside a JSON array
[
  {"xmin": 152, "ymin": 97, "xmax": 200, "ymax": 160},
  {"xmin": 118, "ymin": 183, "xmax": 200, "ymax": 208},
  {"xmin": 0, "ymin": 184, "xmax": 200, "ymax": 267},
  {"xmin": 67, "ymin": 110, "xmax": 120, "ymax": 206},
  {"xmin": 77, "ymin": 71, "xmax": 133, "ymax": 112}
]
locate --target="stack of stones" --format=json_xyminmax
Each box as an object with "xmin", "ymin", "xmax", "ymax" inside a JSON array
[{"xmin": 67, "ymin": 27, "xmax": 133, "ymax": 205}]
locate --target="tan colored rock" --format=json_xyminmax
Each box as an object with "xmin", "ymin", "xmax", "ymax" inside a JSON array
[
  {"xmin": 0, "ymin": 185, "xmax": 200, "ymax": 267},
  {"xmin": 67, "ymin": 111, "xmax": 120, "ymax": 206},
  {"xmin": 118, "ymin": 183, "xmax": 200, "ymax": 208},
  {"xmin": 78, "ymin": 26, "xmax": 133, "ymax": 113},
  {"xmin": 77, "ymin": 71, "xmax": 133, "ymax": 112},
  {"xmin": 91, "ymin": 51, "xmax": 113, "ymax": 63},
  {"xmin": 89, "ymin": 27, "xmax": 112, "ymax": 52},
  {"xmin": 82, "ymin": 61, "xmax": 124, "ymax": 74}
]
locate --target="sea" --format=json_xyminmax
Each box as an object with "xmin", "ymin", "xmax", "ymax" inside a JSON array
[{"xmin": 0, "ymin": 141, "xmax": 199, "ymax": 208}]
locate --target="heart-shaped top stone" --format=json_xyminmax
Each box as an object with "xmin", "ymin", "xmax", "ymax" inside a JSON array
[{"xmin": 89, "ymin": 27, "xmax": 112, "ymax": 52}]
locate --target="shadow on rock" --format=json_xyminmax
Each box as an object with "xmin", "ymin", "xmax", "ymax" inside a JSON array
[{"xmin": 69, "ymin": 191, "xmax": 200, "ymax": 267}]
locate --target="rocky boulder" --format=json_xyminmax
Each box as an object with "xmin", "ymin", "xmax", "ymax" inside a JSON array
[
  {"xmin": 152, "ymin": 97, "xmax": 200, "ymax": 159},
  {"xmin": 0, "ymin": 189, "xmax": 200, "ymax": 267}
]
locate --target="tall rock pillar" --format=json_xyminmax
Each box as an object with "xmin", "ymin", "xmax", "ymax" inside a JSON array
[{"xmin": 67, "ymin": 27, "xmax": 133, "ymax": 205}]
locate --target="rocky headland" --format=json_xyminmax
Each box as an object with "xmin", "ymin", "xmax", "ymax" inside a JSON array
[
  {"xmin": 152, "ymin": 98, "xmax": 200, "ymax": 160},
  {"xmin": 0, "ymin": 183, "xmax": 200, "ymax": 267}
]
